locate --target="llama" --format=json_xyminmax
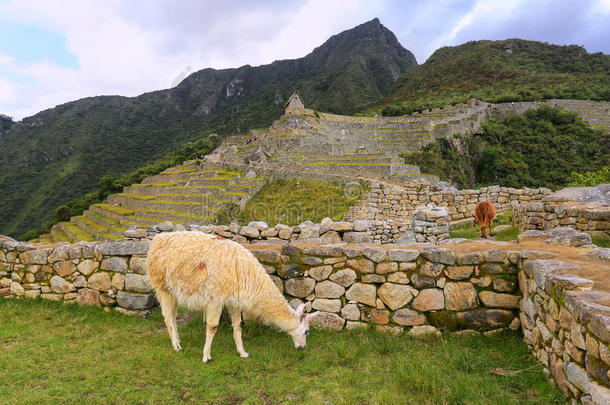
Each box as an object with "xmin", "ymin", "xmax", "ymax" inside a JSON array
[
  {"xmin": 473, "ymin": 201, "xmax": 496, "ymax": 238},
  {"xmin": 147, "ymin": 231, "xmax": 318, "ymax": 363}
]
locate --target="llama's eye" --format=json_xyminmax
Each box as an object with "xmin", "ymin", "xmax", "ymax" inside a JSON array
[{"xmin": 305, "ymin": 330, "xmax": 309, "ymax": 335}]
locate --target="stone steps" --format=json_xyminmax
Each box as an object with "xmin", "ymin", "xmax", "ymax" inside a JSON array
[{"xmin": 84, "ymin": 211, "xmax": 127, "ymax": 235}]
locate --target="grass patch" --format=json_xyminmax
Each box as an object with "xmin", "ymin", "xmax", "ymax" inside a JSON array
[
  {"xmin": 0, "ymin": 299, "xmax": 563, "ymax": 404},
  {"xmin": 235, "ymin": 179, "xmax": 369, "ymax": 226},
  {"xmin": 450, "ymin": 210, "xmax": 518, "ymax": 241},
  {"xmin": 93, "ymin": 203, "xmax": 135, "ymax": 216},
  {"xmin": 592, "ymin": 236, "xmax": 610, "ymax": 248},
  {"xmin": 113, "ymin": 193, "xmax": 156, "ymax": 201},
  {"xmin": 61, "ymin": 222, "xmax": 95, "ymax": 242}
]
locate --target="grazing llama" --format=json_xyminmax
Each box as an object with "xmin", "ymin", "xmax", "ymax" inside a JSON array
[
  {"xmin": 147, "ymin": 231, "xmax": 318, "ymax": 363},
  {"xmin": 473, "ymin": 201, "xmax": 497, "ymax": 238}
]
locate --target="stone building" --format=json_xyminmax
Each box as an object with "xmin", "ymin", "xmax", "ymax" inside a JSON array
[{"xmin": 285, "ymin": 91, "xmax": 305, "ymax": 114}]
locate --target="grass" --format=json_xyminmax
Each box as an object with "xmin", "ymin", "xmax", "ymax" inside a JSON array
[
  {"xmin": 61, "ymin": 222, "xmax": 95, "ymax": 242},
  {"xmin": 237, "ymin": 179, "xmax": 369, "ymax": 226},
  {"xmin": 450, "ymin": 210, "xmax": 519, "ymax": 241},
  {"xmin": 592, "ymin": 236, "xmax": 610, "ymax": 248},
  {"xmin": 0, "ymin": 299, "xmax": 564, "ymax": 404},
  {"xmin": 93, "ymin": 203, "xmax": 135, "ymax": 216},
  {"xmin": 113, "ymin": 193, "xmax": 156, "ymax": 201}
]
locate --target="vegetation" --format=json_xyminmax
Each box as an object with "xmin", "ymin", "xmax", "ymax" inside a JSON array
[
  {"xmin": 450, "ymin": 211, "xmax": 518, "ymax": 241},
  {"xmin": 19, "ymin": 136, "xmax": 220, "ymax": 240},
  {"xmin": 0, "ymin": 299, "xmax": 563, "ymax": 404},
  {"xmin": 375, "ymin": 39, "xmax": 610, "ymax": 115},
  {"xmin": 568, "ymin": 166, "xmax": 610, "ymax": 187},
  {"xmin": 402, "ymin": 106, "xmax": 609, "ymax": 189},
  {"xmin": 0, "ymin": 19, "xmax": 414, "ymax": 239},
  {"xmin": 218, "ymin": 179, "xmax": 368, "ymax": 226}
]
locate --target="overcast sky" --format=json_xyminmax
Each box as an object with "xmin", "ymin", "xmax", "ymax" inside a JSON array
[{"xmin": 1, "ymin": 0, "xmax": 609, "ymax": 120}]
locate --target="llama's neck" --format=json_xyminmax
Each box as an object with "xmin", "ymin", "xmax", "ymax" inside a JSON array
[{"xmin": 252, "ymin": 280, "xmax": 299, "ymax": 332}]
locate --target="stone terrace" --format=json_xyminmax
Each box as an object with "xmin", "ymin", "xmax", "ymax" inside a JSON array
[{"xmin": 41, "ymin": 162, "xmax": 266, "ymax": 244}]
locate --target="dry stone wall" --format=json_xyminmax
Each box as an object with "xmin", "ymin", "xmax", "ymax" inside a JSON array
[
  {"xmin": 514, "ymin": 201, "xmax": 610, "ymax": 241},
  {"xmin": 518, "ymin": 257, "xmax": 610, "ymax": 403},
  {"xmin": 0, "ymin": 240, "xmax": 155, "ymax": 315},
  {"xmin": 346, "ymin": 181, "xmax": 551, "ymax": 224}
]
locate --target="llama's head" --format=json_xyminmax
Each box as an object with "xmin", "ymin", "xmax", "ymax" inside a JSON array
[{"xmin": 289, "ymin": 303, "xmax": 319, "ymax": 349}]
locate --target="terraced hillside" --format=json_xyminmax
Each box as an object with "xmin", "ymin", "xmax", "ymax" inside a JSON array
[{"xmin": 39, "ymin": 163, "xmax": 266, "ymax": 243}]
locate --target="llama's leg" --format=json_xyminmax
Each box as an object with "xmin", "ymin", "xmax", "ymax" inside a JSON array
[
  {"xmin": 229, "ymin": 307, "xmax": 250, "ymax": 358},
  {"xmin": 157, "ymin": 290, "xmax": 181, "ymax": 351},
  {"xmin": 202, "ymin": 302, "xmax": 222, "ymax": 363},
  {"xmin": 489, "ymin": 220, "xmax": 495, "ymax": 237},
  {"xmin": 481, "ymin": 225, "xmax": 487, "ymax": 239}
]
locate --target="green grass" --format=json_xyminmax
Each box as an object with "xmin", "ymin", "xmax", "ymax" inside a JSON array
[
  {"xmin": 592, "ymin": 236, "xmax": 610, "ymax": 248},
  {"xmin": 113, "ymin": 193, "xmax": 156, "ymax": 201},
  {"xmin": 450, "ymin": 210, "xmax": 519, "ymax": 241},
  {"xmin": 61, "ymin": 222, "xmax": 95, "ymax": 242},
  {"xmin": 237, "ymin": 179, "xmax": 369, "ymax": 226},
  {"xmin": 0, "ymin": 299, "xmax": 563, "ymax": 404},
  {"xmin": 93, "ymin": 203, "xmax": 135, "ymax": 216}
]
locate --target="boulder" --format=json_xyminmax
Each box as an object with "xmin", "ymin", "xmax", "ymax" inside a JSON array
[
  {"xmin": 284, "ymin": 278, "xmax": 315, "ymax": 298},
  {"xmin": 345, "ymin": 283, "xmax": 377, "ymax": 307},
  {"xmin": 444, "ymin": 282, "xmax": 478, "ymax": 311},
  {"xmin": 411, "ymin": 289, "xmax": 444, "ymax": 312}
]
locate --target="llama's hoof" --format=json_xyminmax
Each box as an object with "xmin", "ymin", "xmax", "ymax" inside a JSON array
[
  {"xmin": 240, "ymin": 353, "xmax": 251, "ymax": 359},
  {"xmin": 481, "ymin": 235, "xmax": 487, "ymax": 239},
  {"xmin": 173, "ymin": 343, "xmax": 182, "ymax": 351},
  {"xmin": 203, "ymin": 357, "xmax": 213, "ymax": 363},
  {"xmin": 490, "ymin": 233, "xmax": 496, "ymax": 237}
]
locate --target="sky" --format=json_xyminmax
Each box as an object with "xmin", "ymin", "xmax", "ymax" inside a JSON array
[{"xmin": 0, "ymin": 0, "xmax": 609, "ymax": 120}]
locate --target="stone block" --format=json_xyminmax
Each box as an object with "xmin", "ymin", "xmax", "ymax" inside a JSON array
[
  {"xmin": 285, "ymin": 278, "xmax": 315, "ymax": 298},
  {"xmin": 310, "ymin": 312, "xmax": 345, "ymax": 330},
  {"xmin": 421, "ymin": 248, "xmax": 456, "ymax": 265},
  {"xmin": 445, "ymin": 266, "xmax": 473, "ymax": 280},
  {"xmin": 444, "ymin": 282, "xmax": 478, "ymax": 311},
  {"xmin": 347, "ymin": 258, "xmax": 374, "ymax": 274},
  {"xmin": 116, "ymin": 291, "xmax": 156, "ymax": 310},
  {"xmin": 329, "ymin": 269, "xmax": 357, "ymax": 287},
  {"xmin": 77, "ymin": 259, "xmax": 98, "ymax": 276},
  {"xmin": 388, "ymin": 249, "xmax": 419, "ymax": 262},
  {"xmin": 456, "ymin": 309, "xmax": 514, "ymax": 330},
  {"xmin": 312, "ymin": 298, "xmax": 341, "ymax": 313},
  {"xmin": 411, "ymin": 289, "xmax": 444, "ymax": 312},
  {"xmin": 314, "ymin": 280, "xmax": 345, "ymax": 299},
  {"xmin": 101, "ymin": 257, "xmax": 128, "ymax": 273},
  {"xmin": 479, "ymin": 291, "xmax": 520, "ymax": 308},
  {"xmin": 376, "ymin": 262, "xmax": 398, "ymax": 274},
  {"xmin": 77, "ymin": 288, "xmax": 100, "ymax": 307},
  {"xmin": 393, "ymin": 309, "xmax": 426, "ymax": 326},
  {"xmin": 377, "ymin": 283, "xmax": 413, "ymax": 310},
  {"xmin": 309, "ymin": 265, "xmax": 332, "ymax": 281},
  {"xmin": 251, "ymin": 249, "xmax": 281, "ymax": 263},
  {"xmin": 124, "ymin": 274, "xmax": 153, "ymax": 293},
  {"xmin": 88, "ymin": 272, "xmax": 112, "ymax": 292},
  {"xmin": 340, "ymin": 304, "xmax": 360, "ymax": 321},
  {"xmin": 345, "ymin": 283, "xmax": 377, "ymax": 307},
  {"xmin": 362, "ymin": 247, "xmax": 387, "ymax": 263},
  {"xmin": 50, "ymin": 275, "xmax": 73, "ymax": 293},
  {"xmin": 129, "ymin": 257, "xmax": 148, "ymax": 275}
]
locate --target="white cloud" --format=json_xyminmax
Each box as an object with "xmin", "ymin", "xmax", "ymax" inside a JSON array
[{"xmin": 0, "ymin": 0, "xmax": 608, "ymax": 120}]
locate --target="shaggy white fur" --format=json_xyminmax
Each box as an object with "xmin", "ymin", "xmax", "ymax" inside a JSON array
[{"xmin": 147, "ymin": 231, "xmax": 317, "ymax": 363}]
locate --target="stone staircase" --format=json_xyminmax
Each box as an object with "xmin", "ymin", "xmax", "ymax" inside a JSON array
[{"xmin": 41, "ymin": 162, "xmax": 266, "ymax": 243}]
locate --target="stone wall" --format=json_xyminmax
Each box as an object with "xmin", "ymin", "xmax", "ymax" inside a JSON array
[
  {"xmin": 0, "ymin": 240, "xmax": 155, "ymax": 315},
  {"xmin": 514, "ymin": 201, "xmax": 610, "ymax": 241},
  {"xmin": 346, "ymin": 181, "xmax": 552, "ymax": 224},
  {"xmin": 518, "ymin": 256, "xmax": 610, "ymax": 403}
]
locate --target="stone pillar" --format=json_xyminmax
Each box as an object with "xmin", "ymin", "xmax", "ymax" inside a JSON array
[{"xmin": 411, "ymin": 204, "xmax": 450, "ymax": 243}]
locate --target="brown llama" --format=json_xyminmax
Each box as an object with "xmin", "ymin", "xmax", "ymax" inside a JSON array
[
  {"xmin": 147, "ymin": 231, "xmax": 318, "ymax": 363},
  {"xmin": 473, "ymin": 201, "xmax": 496, "ymax": 238}
]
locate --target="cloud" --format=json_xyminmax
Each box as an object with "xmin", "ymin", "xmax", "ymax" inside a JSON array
[{"xmin": 0, "ymin": 0, "xmax": 608, "ymax": 120}]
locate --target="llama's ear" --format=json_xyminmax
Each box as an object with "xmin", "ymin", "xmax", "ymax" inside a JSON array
[
  {"xmin": 295, "ymin": 303, "xmax": 306, "ymax": 317},
  {"xmin": 304, "ymin": 311, "xmax": 320, "ymax": 323}
]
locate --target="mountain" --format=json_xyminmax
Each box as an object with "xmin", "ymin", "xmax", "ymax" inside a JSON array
[
  {"xmin": 377, "ymin": 39, "xmax": 610, "ymax": 114},
  {"xmin": 0, "ymin": 18, "xmax": 417, "ymax": 238}
]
